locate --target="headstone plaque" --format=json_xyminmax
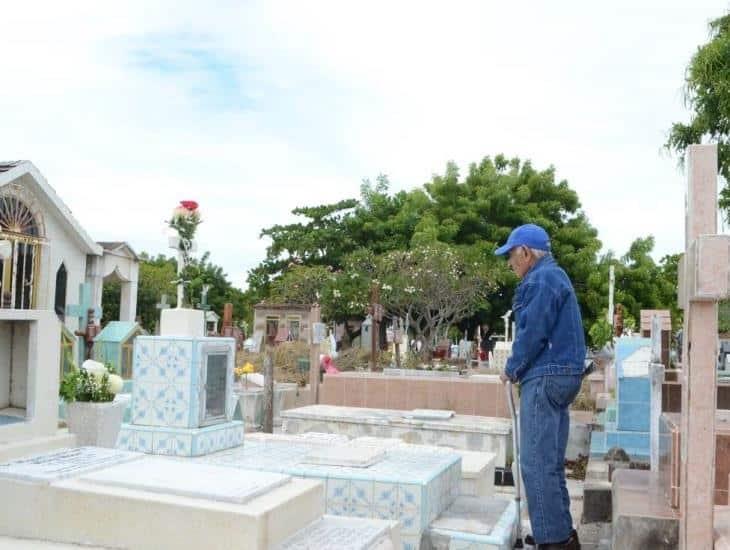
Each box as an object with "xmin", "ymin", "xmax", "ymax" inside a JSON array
[
  {"xmin": 0, "ymin": 447, "xmax": 141, "ymax": 483},
  {"xmin": 275, "ymin": 516, "xmax": 390, "ymax": 550},
  {"xmin": 405, "ymin": 409, "xmax": 455, "ymax": 421},
  {"xmin": 302, "ymin": 444, "xmax": 385, "ymax": 468}
]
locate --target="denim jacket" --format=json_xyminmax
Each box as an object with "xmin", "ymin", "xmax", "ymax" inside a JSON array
[{"xmin": 505, "ymin": 255, "xmax": 586, "ymax": 383}]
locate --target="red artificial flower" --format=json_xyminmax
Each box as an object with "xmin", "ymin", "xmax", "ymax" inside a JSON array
[{"xmin": 180, "ymin": 200, "xmax": 199, "ymax": 211}]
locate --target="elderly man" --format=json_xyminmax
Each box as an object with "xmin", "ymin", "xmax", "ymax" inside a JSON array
[{"xmin": 495, "ymin": 223, "xmax": 585, "ymax": 550}]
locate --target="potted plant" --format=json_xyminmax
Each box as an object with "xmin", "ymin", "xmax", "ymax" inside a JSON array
[{"xmin": 59, "ymin": 359, "xmax": 126, "ymax": 447}]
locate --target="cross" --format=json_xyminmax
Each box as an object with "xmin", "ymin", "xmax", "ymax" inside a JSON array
[
  {"xmin": 197, "ymin": 284, "xmax": 212, "ymax": 333},
  {"xmin": 156, "ymin": 293, "xmax": 171, "ymax": 312},
  {"xmin": 677, "ymin": 144, "xmax": 730, "ymax": 548},
  {"xmin": 197, "ymin": 285, "xmax": 212, "ymax": 313},
  {"xmin": 66, "ymin": 283, "xmax": 102, "ymax": 366}
]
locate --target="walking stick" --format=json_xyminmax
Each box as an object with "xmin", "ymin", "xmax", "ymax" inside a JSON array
[{"xmin": 506, "ymin": 380, "xmax": 524, "ymax": 548}]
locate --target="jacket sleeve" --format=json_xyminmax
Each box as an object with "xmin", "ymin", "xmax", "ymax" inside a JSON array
[{"xmin": 505, "ymin": 281, "xmax": 563, "ymax": 381}]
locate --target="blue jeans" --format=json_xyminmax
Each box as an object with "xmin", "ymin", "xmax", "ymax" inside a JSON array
[{"xmin": 519, "ymin": 374, "xmax": 582, "ymax": 544}]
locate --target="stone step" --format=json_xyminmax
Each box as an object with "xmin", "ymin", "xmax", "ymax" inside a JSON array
[
  {"xmin": 424, "ymin": 495, "xmax": 519, "ymax": 550},
  {"xmin": 611, "ymin": 468, "xmax": 679, "ymax": 550},
  {"xmin": 274, "ymin": 515, "xmax": 400, "ymax": 550}
]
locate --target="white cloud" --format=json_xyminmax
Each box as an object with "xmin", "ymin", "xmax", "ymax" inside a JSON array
[{"xmin": 1, "ymin": 0, "xmax": 727, "ymax": 291}]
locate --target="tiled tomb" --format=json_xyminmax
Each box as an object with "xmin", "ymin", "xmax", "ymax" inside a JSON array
[
  {"xmin": 281, "ymin": 404, "xmax": 512, "ymax": 467},
  {"xmin": 117, "ymin": 335, "xmax": 244, "ymax": 456},
  {"xmin": 590, "ymin": 337, "xmax": 651, "ymax": 460},
  {"xmin": 0, "ymin": 446, "xmax": 399, "ymax": 550},
  {"xmin": 198, "ymin": 437, "xmax": 462, "ymax": 549},
  {"xmin": 247, "ymin": 432, "xmax": 497, "ymax": 498}
]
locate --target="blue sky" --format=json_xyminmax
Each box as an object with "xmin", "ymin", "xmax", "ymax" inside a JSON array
[{"xmin": 1, "ymin": 1, "xmax": 728, "ymax": 289}]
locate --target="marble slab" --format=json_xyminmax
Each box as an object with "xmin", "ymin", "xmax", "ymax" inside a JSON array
[
  {"xmin": 0, "ymin": 447, "xmax": 141, "ymax": 483},
  {"xmin": 82, "ymin": 457, "xmax": 291, "ymax": 504},
  {"xmin": 303, "ymin": 445, "xmax": 386, "ymax": 468},
  {"xmin": 405, "ymin": 409, "xmax": 455, "ymax": 420},
  {"xmin": 275, "ymin": 515, "xmax": 392, "ymax": 550}
]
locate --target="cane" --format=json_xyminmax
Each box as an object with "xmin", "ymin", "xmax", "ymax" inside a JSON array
[{"xmin": 505, "ymin": 380, "xmax": 524, "ymax": 548}]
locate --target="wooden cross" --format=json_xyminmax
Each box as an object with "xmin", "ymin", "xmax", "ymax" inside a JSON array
[
  {"xmin": 677, "ymin": 144, "xmax": 730, "ymax": 549},
  {"xmin": 370, "ymin": 284, "xmax": 381, "ymax": 370},
  {"xmin": 66, "ymin": 283, "xmax": 102, "ymax": 366}
]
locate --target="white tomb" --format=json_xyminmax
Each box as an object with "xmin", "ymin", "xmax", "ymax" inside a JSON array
[{"xmin": 0, "ymin": 309, "xmax": 76, "ymax": 460}]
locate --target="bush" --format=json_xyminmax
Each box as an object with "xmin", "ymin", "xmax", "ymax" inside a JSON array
[{"xmin": 588, "ymin": 319, "xmax": 613, "ymax": 349}]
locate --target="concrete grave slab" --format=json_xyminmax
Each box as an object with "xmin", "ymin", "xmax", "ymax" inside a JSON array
[
  {"xmin": 0, "ymin": 450, "xmax": 324, "ymax": 550},
  {"xmin": 82, "ymin": 456, "xmax": 291, "ymax": 504},
  {"xmin": 427, "ymin": 495, "xmax": 519, "ymax": 550}
]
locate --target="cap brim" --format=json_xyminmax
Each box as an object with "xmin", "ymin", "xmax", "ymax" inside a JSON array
[{"xmin": 494, "ymin": 243, "xmax": 514, "ymax": 256}]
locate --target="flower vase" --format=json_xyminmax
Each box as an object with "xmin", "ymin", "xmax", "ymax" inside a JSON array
[{"xmin": 66, "ymin": 397, "xmax": 127, "ymax": 447}]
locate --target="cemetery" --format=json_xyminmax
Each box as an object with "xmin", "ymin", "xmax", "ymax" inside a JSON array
[
  {"xmin": 0, "ymin": 149, "xmax": 727, "ymax": 550},
  {"xmin": 5, "ymin": 7, "xmax": 730, "ymax": 549}
]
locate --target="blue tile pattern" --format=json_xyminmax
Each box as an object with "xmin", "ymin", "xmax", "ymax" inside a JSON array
[
  {"xmin": 593, "ymin": 337, "xmax": 653, "ymax": 461},
  {"xmin": 130, "ymin": 336, "xmax": 235, "ymax": 429},
  {"xmin": 197, "ymin": 439, "xmax": 460, "ymax": 545},
  {"xmin": 117, "ymin": 421, "xmax": 244, "ymax": 457}
]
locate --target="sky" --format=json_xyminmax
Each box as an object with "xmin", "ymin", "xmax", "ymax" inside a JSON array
[{"xmin": 1, "ymin": 1, "xmax": 728, "ymax": 289}]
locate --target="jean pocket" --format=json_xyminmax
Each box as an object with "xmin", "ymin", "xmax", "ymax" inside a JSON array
[{"xmin": 545, "ymin": 375, "xmax": 582, "ymax": 407}]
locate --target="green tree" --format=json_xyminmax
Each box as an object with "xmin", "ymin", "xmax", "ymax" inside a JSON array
[
  {"xmin": 135, "ymin": 254, "xmax": 178, "ymax": 331},
  {"xmin": 250, "ymin": 155, "xmax": 603, "ymax": 333},
  {"xmin": 372, "ymin": 243, "xmax": 502, "ymax": 355},
  {"xmin": 115, "ymin": 253, "xmax": 251, "ymax": 333},
  {"xmin": 421, "ymin": 156, "xmax": 602, "ymax": 330},
  {"xmin": 666, "ymin": 13, "xmax": 730, "ymax": 218},
  {"xmin": 585, "ymin": 238, "xmax": 681, "ymax": 334}
]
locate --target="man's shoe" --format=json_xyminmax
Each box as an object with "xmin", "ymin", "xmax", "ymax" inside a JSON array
[{"xmin": 536, "ymin": 529, "xmax": 580, "ymax": 549}]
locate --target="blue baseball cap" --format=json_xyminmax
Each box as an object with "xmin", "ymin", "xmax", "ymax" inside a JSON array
[{"xmin": 494, "ymin": 224, "xmax": 551, "ymax": 256}]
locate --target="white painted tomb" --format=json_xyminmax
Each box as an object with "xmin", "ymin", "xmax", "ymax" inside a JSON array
[
  {"xmin": 0, "ymin": 446, "xmax": 401, "ymax": 550},
  {"xmin": 0, "ymin": 309, "xmax": 76, "ymax": 460}
]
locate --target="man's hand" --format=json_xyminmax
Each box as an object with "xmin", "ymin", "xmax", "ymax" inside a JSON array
[{"xmin": 499, "ymin": 372, "xmax": 510, "ymax": 384}]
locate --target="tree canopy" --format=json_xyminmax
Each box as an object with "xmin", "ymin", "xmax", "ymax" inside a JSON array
[
  {"xmin": 666, "ymin": 13, "xmax": 730, "ymax": 217},
  {"xmin": 103, "ymin": 252, "xmax": 249, "ymax": 333},
  {"xmin": 250, "ymin": 155, "xmax": 608, "ymax": 335}
]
